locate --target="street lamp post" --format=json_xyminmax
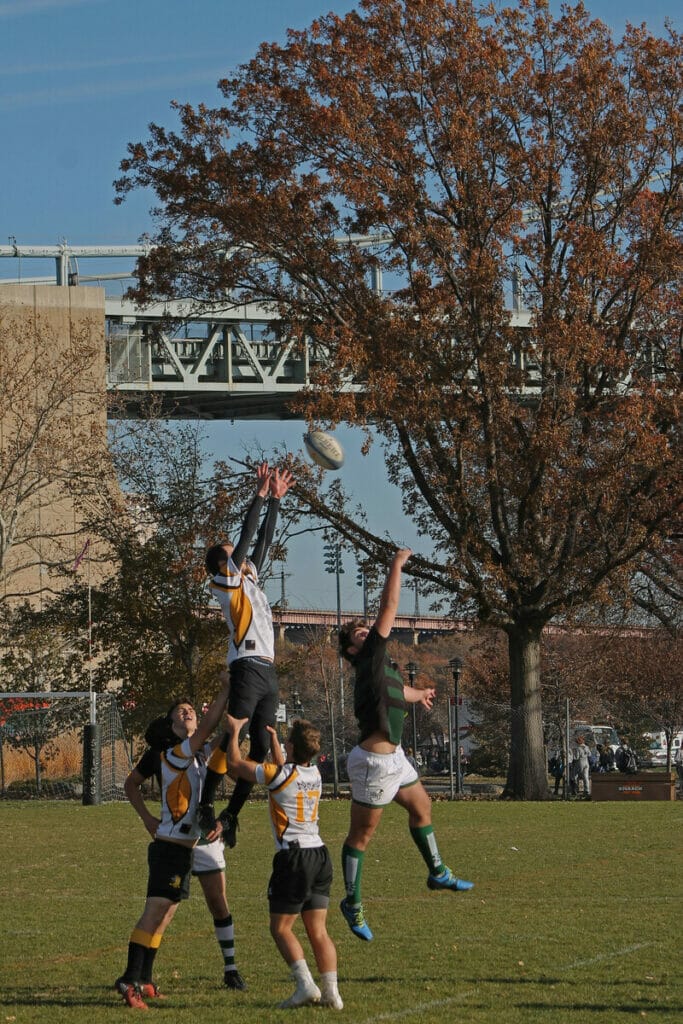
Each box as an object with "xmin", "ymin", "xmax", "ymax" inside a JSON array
[
  {"xmin": 291, "ymin": 689, "xmax": 304, "ymax": 720},
  {"xmin": 356, "ymin": 564, "xmax": 369, "ymax": 618},
  {"xmin": 407, "ymin": 661, "xmax": 418, "ymax": 766},
  {"xmin": 449, "ymin": 657, "xmax": 463, "ymax": 796}
]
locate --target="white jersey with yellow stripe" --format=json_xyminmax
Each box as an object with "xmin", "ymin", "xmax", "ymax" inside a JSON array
[
  {"xmin": 255, "ymin": 761, "xmax": 324, "ymax": 851},
  {"xmin": 156, "ymin": 737, "xmax": 207, "ymax": 843},
  {"xmin": 209, "ymin": 556, "xmax": 274, "ymax": 663}
]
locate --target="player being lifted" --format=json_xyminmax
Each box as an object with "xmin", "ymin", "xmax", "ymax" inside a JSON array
[
  {"xmin": 198, "ymin": 461, "xmax": 294, "ymax": 848},
  {"xmin": 338, "ymin": 547, "xmax": 474, "ymax": 942}
]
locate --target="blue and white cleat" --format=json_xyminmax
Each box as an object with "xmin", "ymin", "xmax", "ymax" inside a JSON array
[
  {"xmin": 340, "ymin": 898, "xmax": 374, "ymax": 941},
  {"xmin": 427, "ymin": 867, "xmax": 474, "ymax": 892}
]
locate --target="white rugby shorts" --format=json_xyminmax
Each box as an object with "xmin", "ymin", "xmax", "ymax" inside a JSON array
[
  {"xmin": 191, "ymin": 837, "xmax": 226, "ymax": 875},
  {"xmin": 346, "ymin": 743, "xmax": 418, "ymax": 807}
]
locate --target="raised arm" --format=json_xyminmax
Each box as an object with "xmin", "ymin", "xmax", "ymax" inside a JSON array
[
  {"xmin": 374, "ymin": 547, "xmax": 412, "ymax": 639},
  {"xmin": 231, "ymin": 462, "xmax": 271, "ymax": 567},
  {"xmin": 188, "ymin": 671, "xmax": 231, "ymax": 754},
  {"xmin": 224, "ymin": 713, "xmax": 260, "ymax": 783},
  {"xmin": 250, "ymin": 467, "xmax": 294, "ymax": 572},
  {"xmin": 267, "ymin": 724, "xmax": 285, "ymax": 767}
]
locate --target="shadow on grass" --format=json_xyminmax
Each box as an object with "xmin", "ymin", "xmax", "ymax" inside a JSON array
[
  {"xmin": 517, "ymin": 1003, "xmax": 681, "ymax": 1017},
  {"xmin": 0, "ymin": 986, "xmax": 116, "ymax": 1008}
]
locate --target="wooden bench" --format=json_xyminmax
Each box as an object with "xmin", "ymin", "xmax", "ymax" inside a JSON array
[{"xmin": 590, "ymin": 771, "xmax": 676, "ymax": 801}]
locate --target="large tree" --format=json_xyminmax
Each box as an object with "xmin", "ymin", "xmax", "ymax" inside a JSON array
[{"xmin": 115, "ymin": 0, "xmax": 682, "ymax": 797}]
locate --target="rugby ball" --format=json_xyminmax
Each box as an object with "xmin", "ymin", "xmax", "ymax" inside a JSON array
[{"xmin": 303, "ymin": 429, "xmax": 344, "ymax": 471}]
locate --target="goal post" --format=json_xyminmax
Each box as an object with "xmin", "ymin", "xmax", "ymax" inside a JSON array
[{"xmin": 0, "ymin": 691, "xmax": 132, "ymax": 803}]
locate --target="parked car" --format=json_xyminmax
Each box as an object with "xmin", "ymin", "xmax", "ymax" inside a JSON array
[
  {"xmin": 640, "ymin": 731, "xmax": 683, "ymax": 768},
  {"xmin": 317, "ymin": 753, "xmax": 348, "ymax": 782}
]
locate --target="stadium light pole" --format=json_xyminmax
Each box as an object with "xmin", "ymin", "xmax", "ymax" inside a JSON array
[
  {"xmin": 407, "ymin": 661, "xmax": 418, "ymax": 765},
  {"xmin": 449, "ymin": 657, "xmax": 463, "ymax": 796},
  {"xmin": 356, "ymin": 563, "xmax": 369, "ymax": 618},
  {"xmin": 324, "ymin": 538, "xmax": 345, "ymax": 752}
]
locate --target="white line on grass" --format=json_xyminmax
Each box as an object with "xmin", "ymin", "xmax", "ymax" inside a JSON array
[
  {"xmin": 358, "ymin": 944, "xmax": 656, "ymax": 1023},
  {"xmin": 560, "ymin": 942, "xmax": 654, "ymax": 970},
  {"xmin": 359, "ymin": 990, "xmax": 477, "ymax": 1023}
]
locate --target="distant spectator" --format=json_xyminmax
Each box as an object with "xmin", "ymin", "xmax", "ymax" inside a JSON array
[
  {"xmin": 615, "ymin": 738, "xmax": 638, "ymax": 774},
  {"xmin": 458, "ymin": 746, "xmax": 468, "ymax": 791},
  {"xmin": 674, "ymin": 745, "xmax": 683, "ymax": 788},
  {"xmin": 572, "ymin": 735, "xmax": 592, "ymax": 798},
  {"xmin": 405, "ymin": 747, "xmax": 418, "ymax": 773},
  {"xmin": 548, "ymin": 747, "xmax": 565, "ymax": 796},
  {"xmin": 598, "ymin": 743, "xmax": 616, "ymax": 773}
]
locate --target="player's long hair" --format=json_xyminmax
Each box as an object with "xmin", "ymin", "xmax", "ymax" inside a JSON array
[
  {"xmin": 338, "ymin": 618, "xmax": 367, "ymax": 662},
  {"xmin": 289, "ymin": 719, "xmax": 321, "ymax": 764}
]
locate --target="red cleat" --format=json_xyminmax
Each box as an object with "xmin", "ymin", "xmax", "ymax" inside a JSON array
[{"xmin": 114, "ymin": 978, "xmax": 148, "ymax": 1010}]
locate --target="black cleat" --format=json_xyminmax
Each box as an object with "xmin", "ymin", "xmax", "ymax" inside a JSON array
[
  {"xmin": 217, "ymin": 809, "xmax": 239, "ymax": 848},
  {"xmin": 224, "ymin": 969, "xmax": 248, "ymax": 991}
]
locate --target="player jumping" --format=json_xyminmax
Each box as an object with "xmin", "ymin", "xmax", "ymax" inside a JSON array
[{"xmin": 338, "ymin": 547, "xmax": 473, "ymax": 942}]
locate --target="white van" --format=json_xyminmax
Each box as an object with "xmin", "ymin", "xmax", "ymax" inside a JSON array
[
  {"xmin": 641, "ymin": 730, "xmax": 683, "ymax": 767},
  {"xmin": 571, "ymin": 722, "xmax": 620, "ymax": 754}
]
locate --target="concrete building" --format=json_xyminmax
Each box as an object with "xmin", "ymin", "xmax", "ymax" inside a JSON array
[{"xmin": 0, "ymin": 284, "xmax": 108, "ymax": 606}]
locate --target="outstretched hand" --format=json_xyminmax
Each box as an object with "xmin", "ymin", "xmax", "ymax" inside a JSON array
[
  {"xmin": 393, "ymin": 547, "xmax": 412, "ymax": 568},
  {"xmin": 226, "ymin": 713, "xmax": 249, "ymax": 736},
  {"xmin": 270, "ymin": 466, "xmax": 294, "ymax": 500},
  {"xmin": 256, "ymin": 461, "xmax": 272, "ymax": 497},
  {"xmin": 419, "ymin": 687, "xmax": 436, "ymax": 710}
]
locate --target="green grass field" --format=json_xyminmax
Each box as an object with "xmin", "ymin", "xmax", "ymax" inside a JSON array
[{"xmin": 1, "ymin": 797, "xmax": 681, "ymax": 1024}]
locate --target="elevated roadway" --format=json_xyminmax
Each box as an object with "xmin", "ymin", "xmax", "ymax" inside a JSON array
[{"xmin": 1, "ymin": 242, "xmax": 532, "ymax": 421}]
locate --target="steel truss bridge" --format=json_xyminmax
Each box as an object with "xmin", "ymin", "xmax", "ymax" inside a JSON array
[{"xmin": 0, "ymin": 242, "xmax": 534, "ymax": 421}]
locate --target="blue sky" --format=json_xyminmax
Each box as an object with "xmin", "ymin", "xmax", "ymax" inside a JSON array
[{"xmin": 1, "ymin": 0, "xmax": 679, "ymax": 612}]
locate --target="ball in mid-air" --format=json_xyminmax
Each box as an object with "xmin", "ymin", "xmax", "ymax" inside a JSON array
[{"xmin": 303, "ymin": 429, "xmax": 344, "ymax": 471}]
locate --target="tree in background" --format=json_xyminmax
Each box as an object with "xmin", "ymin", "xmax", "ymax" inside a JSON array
[
  {"xmin": 115, "ymin": 0, "xmax": 682, "ymax": 796},
  {"xmin": 579, "ymin": 631, "xmax": 683, "ymax": 770},
  {"xmin": 0, "ymin": 307, "xmax": 104, "ymax": 605}
]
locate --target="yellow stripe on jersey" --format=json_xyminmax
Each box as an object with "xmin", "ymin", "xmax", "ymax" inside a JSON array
[
  {"xmin": 162, "ymin": 750, "xmax": 193, "ymax": 823},
  {"xmin": 268, "ymin": 766, "xmax": 299, "ymax": 841},
  {"xmin": 229, "ymin": 585, "xmax": 253, "ymax": 648},
  {"xmin": 210, "ymin": 570, "xmax": 258, "ymax": 650}
]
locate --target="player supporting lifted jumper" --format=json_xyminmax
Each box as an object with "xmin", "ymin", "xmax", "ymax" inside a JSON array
[
  {"xmin": 225, "ymin": 712, "xmax": 343, "ymax": 1010},
  {"xmin": 199, "ymin": 461, "xmax": 294, "ymax": 847},
  {"xmin": 124, "ymin": 727, "xmax": 247, "ymax": 991},
  {"xmin": 114, "ymin": 673, "xmax": 231, "ymax": 1009},
  {"xmin": 338, "ymin": 547, "xmax": 474, "ymax": 942}
]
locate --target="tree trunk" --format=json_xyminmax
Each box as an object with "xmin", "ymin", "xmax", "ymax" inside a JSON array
[{"xmin": 502, "ymin": 626, "xmax": 550, "ymax": 800}]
